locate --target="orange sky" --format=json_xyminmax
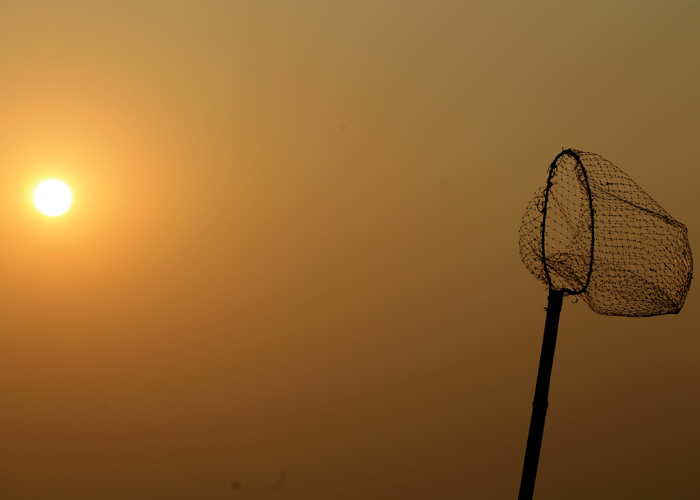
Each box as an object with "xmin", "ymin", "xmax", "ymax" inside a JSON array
[{"xmin": 0, "ymin": 1, "xmax": 698, "ymax": 499}]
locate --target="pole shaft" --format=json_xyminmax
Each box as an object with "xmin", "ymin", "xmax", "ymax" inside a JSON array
[{"xmin": 517, "ymin": 289, "xmax": 565, "ymax": 500}]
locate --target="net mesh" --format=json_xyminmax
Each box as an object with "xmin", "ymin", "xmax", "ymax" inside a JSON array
[{"xmin": 519, "ymin": 149, "xmax": 693, "ymax": 317}]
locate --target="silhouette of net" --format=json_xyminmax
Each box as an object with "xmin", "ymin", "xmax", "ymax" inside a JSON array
[{"xmin": 519, "ymin": 149, "xmax": 693, "ymax": 317}]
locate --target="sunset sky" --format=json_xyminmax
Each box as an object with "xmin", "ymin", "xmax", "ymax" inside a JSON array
[{"xmin": 0, "ymin": 1, "xmax": 698, "ymax": 499}]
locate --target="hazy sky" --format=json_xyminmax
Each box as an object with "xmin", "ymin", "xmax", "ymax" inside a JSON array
[{"xmin": 0, "ymin": 1, "xmax": 698, "ymax": 499}]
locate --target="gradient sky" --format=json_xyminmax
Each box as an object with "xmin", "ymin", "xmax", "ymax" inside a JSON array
[{"xmin": 0, "ymin": 1, "xmax": 698, "ymax": 499}]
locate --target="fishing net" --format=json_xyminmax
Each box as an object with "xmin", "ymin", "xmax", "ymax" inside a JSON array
[{"xmin": 519, "ymin": 149, "xmax": 693, "ymax": 317}]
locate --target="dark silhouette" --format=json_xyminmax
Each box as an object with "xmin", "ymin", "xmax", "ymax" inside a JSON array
[
  {"xmin": 517, "ymin": 288, "xmax": 563, "ymax": 500},
  {"xmin": 516, "ymin": 149, "xmax": 693, "ymax": 500}
]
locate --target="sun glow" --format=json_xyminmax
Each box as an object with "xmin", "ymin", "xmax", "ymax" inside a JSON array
[{"xmin": 34, "ymin": 180, "xmax": 72, "ymax": 216}]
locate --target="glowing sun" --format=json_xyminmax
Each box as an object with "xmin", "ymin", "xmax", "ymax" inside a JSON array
[{"xmin": 34, "ymin": 180, "xmax": 72, "ymax": 216}]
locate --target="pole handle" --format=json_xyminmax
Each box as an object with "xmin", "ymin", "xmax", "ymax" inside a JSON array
[{"xmin": 517, "ymin": 289, "xmax": 565, "ymax": 500}]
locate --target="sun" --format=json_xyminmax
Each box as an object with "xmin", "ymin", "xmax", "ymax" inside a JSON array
[{"xmin": 34, "ymin": 180, "xmax": 72, "ymax": 216}]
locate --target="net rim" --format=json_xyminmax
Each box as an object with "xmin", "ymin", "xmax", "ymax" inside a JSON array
[{"xmin": 541, "ymin": 149, "xmax": 596, "ymax": 296}]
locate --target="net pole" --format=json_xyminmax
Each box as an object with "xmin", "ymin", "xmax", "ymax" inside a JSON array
[{"xmin": 517, "ymin": 288, "xmax": 565, "ymax": 500}]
